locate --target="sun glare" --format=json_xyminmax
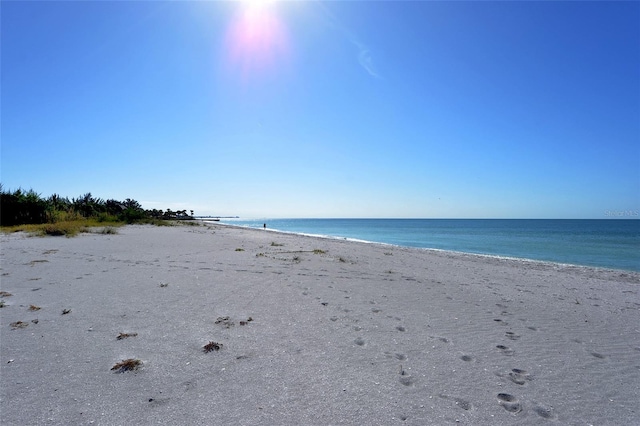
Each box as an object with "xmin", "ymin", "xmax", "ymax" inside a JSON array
[
  {"xmin": 242, "ymin": 0, "xmax": 273, "ymax": 12},
  {"xmin": 225, "ymin": 0, "xmax": 289, "ymax": 84}
]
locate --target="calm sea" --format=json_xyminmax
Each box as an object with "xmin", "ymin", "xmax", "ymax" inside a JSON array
[{"xmin": 217, "ymin": 219, "xmax": 640, "ymax": 272}]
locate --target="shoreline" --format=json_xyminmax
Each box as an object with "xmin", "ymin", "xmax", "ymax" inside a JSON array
[
  {"xmin": 2, "ymin": 223, "xmax": 639, "ymax": 425},
  {"xmin": 209, "ymin": 220, "xmax": 640, "ymax": 275}
]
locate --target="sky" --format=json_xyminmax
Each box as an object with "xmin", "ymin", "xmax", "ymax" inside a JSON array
[{"xmin": 1, "ymin": 1, "xmax": 639, "ymax": 219}]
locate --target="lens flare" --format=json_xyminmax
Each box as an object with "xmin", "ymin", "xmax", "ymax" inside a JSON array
[{"xmin": 225, "ymin": 1, "xmax": 289, "ymax": 84}]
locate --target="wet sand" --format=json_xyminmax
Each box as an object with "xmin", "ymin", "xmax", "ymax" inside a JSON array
[{"xmin": 1, "ymin": 223, "xmax": 639, "ymax": 425}]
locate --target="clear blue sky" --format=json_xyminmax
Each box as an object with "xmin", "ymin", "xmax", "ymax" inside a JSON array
[{"xmin": 2, "ymin": 1, "xmax": 639, "ymax": 218}]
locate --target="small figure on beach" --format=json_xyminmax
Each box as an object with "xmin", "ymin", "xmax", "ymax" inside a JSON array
[{"xmin": 263, "ymin": 223, "xmax": 266, "ymax": 229}]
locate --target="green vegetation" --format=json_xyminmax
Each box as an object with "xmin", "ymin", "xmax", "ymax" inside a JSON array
[
  {"xmin": 313, "ymin": 249, "xmax": 326, "ymax": 254},
  {"xmin": 2, "ymin": 219, "xmax": 116, "ymax": 237},
  {"xmin": 0, "ymin": 184, "xmax": 197, "ymax": 236}
]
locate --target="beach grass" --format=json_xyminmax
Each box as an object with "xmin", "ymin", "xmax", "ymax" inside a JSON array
[
  {"xmin": 0, "ymin": 217, "xmax": 188, "ymax": 237},
  {"xmin": 0, "ymin": 218, "xmax": 125, "ymax": 237},
  {"xmin": 137, "ymin": 218, "xmax": 176, "ymax": 227}
]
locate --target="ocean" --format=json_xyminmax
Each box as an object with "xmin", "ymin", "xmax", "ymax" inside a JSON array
[{"xmin": 216, "ymin": 219, "xmax": 640, "ymax": 272}]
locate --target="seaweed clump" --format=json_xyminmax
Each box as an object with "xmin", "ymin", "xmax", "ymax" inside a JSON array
[
  {"xmin": 111, "ymin": 358, "xmax": 142, "ymax": 373},
  {"xmin": 203, "ymin": 341, "xmax": 223, "ymax": 353},
  {"xmin": 116, "ymin": 332, "xmax": 138, "ymax": 340},
  {"xmin": 10, "ymin": 321, "xmax": 28, "ymax": 329}
]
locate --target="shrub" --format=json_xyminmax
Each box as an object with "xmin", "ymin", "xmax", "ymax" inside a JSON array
[
  {"xmin": 97, "ymin": 213, "xmax": 119, "ymax": 223},
  {"xmin": 41, "ymin": 222, "xmax": 80, "ymax": 237},
  {"xmin": 120, "ymin": 207, "xmax": 146, "ymax": 224},
  {"xmin": 0, "ymin": 185, "xmax": 197, "ymax": 228},
  {"xmin": 0, "ymin": 187, "xmax": 47, "ymax": 226}
]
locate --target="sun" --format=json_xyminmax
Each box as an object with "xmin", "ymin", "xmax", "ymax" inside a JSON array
[
  {"xmin": 240, "ymin": 0, "xmax": 275, "ymax": 31},
  {"xmin": 241, "ymin": 0, "xmax": 274, "ymax": 12},
  {"xmin": 225, "ymin": 0, "xmax": 289, "ymax": 83},
  {"xmin": 236, "ymin": 0, "xmax": 277, "ymax": 24}
]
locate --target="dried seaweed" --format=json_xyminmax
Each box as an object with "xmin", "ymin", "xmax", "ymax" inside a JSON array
[
  {"xmin": 117, "ymin": 332, "xmax": 138, "ymax": 340},
  {"xmin": 10, "ymin": 321, "xmax": 28, "ymax": 329},
  {"xmin": 111, "ymin": 358, "xmax": 142, "ymax": 373},
  {"xmin": 203, "ymin": 341, "xmax": 223, "ymax": 353},
  {"xmin": 239, "ymin": 317, "xmax": 253, "ymax": 326}
]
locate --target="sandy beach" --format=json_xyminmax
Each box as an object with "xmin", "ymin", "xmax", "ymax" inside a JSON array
[{"xmin": 1, "ymin": 223, "xmax": 639, "ymax": 425}]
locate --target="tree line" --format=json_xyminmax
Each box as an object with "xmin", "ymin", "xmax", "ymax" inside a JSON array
[{"xmin": 0, "ymin": 185, "xmax": 194, "ymax": 226}]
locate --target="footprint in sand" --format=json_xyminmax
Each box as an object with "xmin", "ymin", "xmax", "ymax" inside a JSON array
[
  {"xmin": 429, "ymin": 335, "xmax": 450, "ymax": 344},
  {"xmin": 398, "ymin": 366, "xmax": 415, "ymax": 386},
  {"xmin": 354, "ymin": 337, "xmax": 365, "ymax": 346},
  {"xmin": 396, "ymin": 326, "xmax": 406, "ymax": 332},
  {"xmin": 496, "ymin": 345, "xmax": 515, "ymax": 356},
  {"xmin": 533, "ymin": 404, "xmax": 555, "ymax": 419},
  {"xmin": 384, "ymin": 352, "xmax": 407, "ymax": 361},
  {"xmin": 497, "ymin": 393, "xmax": 522, "ymax": 413},
  {"xmin": 505, "ymin": 331, "xmax": 521, "ymax": 340},
  {"xmin": 438, "ymin": 394, "xmax": 473, "ymax": 411},
  {"xmin": 590, "ymin": 351, "xmax": 606, "ymax": 359},
  {"xmin": 399, "ymin": 375, "xmax": 415, "ymax": 386},
  {"xmin": 460, "ymin": 355, "xmax": 473, "ymax": 362},
  {"xmin": 147, "ymin": 397, "xmax": 170, "ymax": 407},
  {"xmin": 508, "ymin": 368, "xmax": 533, "ymax": 385}
]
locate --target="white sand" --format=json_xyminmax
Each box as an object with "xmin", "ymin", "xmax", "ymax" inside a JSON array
[{"xmin": 1, "ymin": 223, "xmax": 639, "ymax": 425}]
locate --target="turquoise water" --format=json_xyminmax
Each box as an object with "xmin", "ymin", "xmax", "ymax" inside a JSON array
[{"xmin": 217, "ymin": 219, "xmax": 640, "ymax": 272}]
